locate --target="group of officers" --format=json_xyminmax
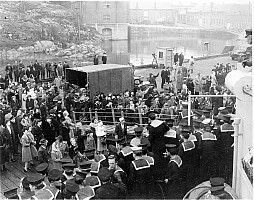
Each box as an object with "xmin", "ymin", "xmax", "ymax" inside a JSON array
[{"xmin": 4, "ymin": 103, "xmax": 237, "ymax": 200}]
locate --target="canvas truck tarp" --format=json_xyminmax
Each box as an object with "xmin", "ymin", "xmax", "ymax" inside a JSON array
[{"xmin": 66, "ymin": 64, "xmax": 134, "ymax": 97}]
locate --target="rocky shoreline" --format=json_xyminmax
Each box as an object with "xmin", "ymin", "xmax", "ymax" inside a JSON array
[{"xmin": 0, "ymin": 41, "xmax": 105, "ymax": 62}]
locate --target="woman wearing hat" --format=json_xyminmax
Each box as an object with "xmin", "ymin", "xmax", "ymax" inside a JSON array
[
  {"xmin": 95, "ymin": 121, "xmax": 107, "ymax": 154},
  {"xmin": 21, "ymin": 127, "xmax": 38, "ymax": 172},
  {"xmin": 20, "ymin": 114, "xmax": 32, "ymax": 129}
]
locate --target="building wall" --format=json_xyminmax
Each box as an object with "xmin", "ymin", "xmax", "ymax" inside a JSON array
[
  {"xmin": 73, "ymin": 1, "xmax": 129, "ymax": 40},
  {"xmin": 96, "ymin": 23, "xmax": 128, "ymax": 40},
  {"xmin": 81, "ymin": 1, "xmax": 129, "ymax": 24},
  {"xmin": 130, "ymin": 9, "xmax": 176, "ymax": 24},
  {"xmin": 176, "ymin": 3, "xmax": 252, "ymax": 31}
]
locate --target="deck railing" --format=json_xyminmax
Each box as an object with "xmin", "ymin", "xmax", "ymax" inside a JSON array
[{"xmin": 72, "ymin": 107, "xmax": 179, "ymax": 127}]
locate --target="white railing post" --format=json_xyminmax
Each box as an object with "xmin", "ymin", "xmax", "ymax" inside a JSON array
[{"xmin": 232, "ymin": 118, "xmax": 241, "ymax": 190}]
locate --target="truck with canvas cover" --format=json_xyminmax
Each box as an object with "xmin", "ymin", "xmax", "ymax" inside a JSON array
[{"xmin": 66, "ymin": 64, "xmax": 134, "ymax": 97}]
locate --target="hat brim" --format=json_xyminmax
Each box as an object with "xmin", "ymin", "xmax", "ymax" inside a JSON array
[{"xmin": 210, "ymin": 185, "xmax": 225, "ymax": 192}]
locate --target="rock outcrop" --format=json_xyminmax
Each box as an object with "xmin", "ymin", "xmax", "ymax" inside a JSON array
[{"xmin": 0, "ymin": 1, "xmax": 104, "ymax": 60}]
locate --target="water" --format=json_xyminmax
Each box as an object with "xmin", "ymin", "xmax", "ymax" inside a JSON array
[
  {"xmin": 0, "ymin": 33, "xmax": 244, "ymax": 73},
  {"xmin": 101, "ymin": 33, "xmax": 242, "ymax": 66}
]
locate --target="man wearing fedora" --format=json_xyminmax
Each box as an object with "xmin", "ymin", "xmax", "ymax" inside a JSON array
[{"xmin": 212, "ymin": 85, "xmax": 223, "ymax": 116}]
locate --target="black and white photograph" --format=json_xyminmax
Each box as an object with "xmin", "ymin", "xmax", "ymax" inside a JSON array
[{"xmin": 0, "ymin": 0, "xmax": 252, "ymax": 199}]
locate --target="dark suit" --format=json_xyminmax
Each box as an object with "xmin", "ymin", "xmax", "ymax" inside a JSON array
[
  {"xmin": 38, "ymin": 146, "xmax": 48, "ymax": 163},
  {"xmin": 31, "ymin": 126, "xmax": 44, "ymax": 149},
  {"xmin": 3, "ymin": 126, "xmax": 15, "ymax": 159},
  {"xmin": 95, "ymin": 182, "xmax": 125, "ymax": 199},
  {"xmin": 115, "ymin": 123, "xmax": 127, "ymax": 139},
  {"xmin": 128, "ymin": 159, "xmax": 154, "ymax": 199}
]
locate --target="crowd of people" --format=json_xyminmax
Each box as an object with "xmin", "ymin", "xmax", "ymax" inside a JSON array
[{"xmin": 0, "ymin": 58, "xmax": 237, "ymax": 199}]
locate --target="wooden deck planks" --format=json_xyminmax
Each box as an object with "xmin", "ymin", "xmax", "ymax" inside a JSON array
[
  {"xmin": 2, "ymin": 171, "xmax": 21, "ymax": 188},
  {"xmin": 5, "ymin": 163, "xmax": 26, "ymax": 179},
  {"xmin": 0, "ymin": 182, "xmax": 8, "ymax": 192}
]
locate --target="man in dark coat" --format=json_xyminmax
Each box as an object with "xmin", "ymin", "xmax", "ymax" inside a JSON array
[
  {"xmin": 102, "ymin": 52, "xmax": 107, "ymax": 64},
  {"xmin": 13, "ymin": 61, "xmax": 19, "ymax": 82},
  {"xmin": 174, "ymin": 53, "xmax": 179, "ymax": 65},
  {"xmin": 200, "ymin": 123, "xmax": 218, "ymax": 182},
  {"xmin": 179, "ymin": 52, "xmax": 184, "ymax": 66},
  {"xmin": 148, "ymin": 73, "xmax": 159, "ymax": 88},
  {"xmin": 212, "ymin": 85, "xmax": 223, "ymax": 116},
  {"xmin": 95, "ymin": 167, "xmax": 126, "ymax": 199},
  {"xmin": 118, "ymin": 140, "xmax": 134, "ymax": 177},
  {"xmin": 217, "ymin": 115, "xmax": 234, "ymax": 184},
  {"xmin": 37, "ymin": 139, "xmax": 49, "ymax": 163},
  {"xmin": 45, "ymin": 60, "xmax": 51, "ymax": 78},
  {"xmin": 4, "ymin": 119, "xmax": 16, "ymax": 162},
  {"xmin": 178, "ymin": 130, "xmax": 198, "ymax": 193},
  {"xmin": 161, "ymin": 67, "xmax": 170, "ymax": 89},
  {"xmin": 114, "ymin": 117, "xmax": 127, "ymax": 140},
  {"xmin": 19, "ymin": 67, "xmax": 26, "ymax": 80},
  {"xmin": 187, "ymin": 78, "xmax": 195, "ymax": 95},
  {"xmin": 5, "ymin": 63, "xmax": 13, "ymax": 81},
  {"xmin": 10, "ymin": 116, "xmax": 19, "ymax": 155},
  {"xmin": 63, "ymin": 61, "xmax": 70, "ymax": 77},
  {"xmin": 94, "ymin": 55, "xmax": 99, "ymax": 65},
  {"xmin": 31, "ymin": 119, "xmax": 44, "ymax": 149},
  {"xmin": 0, "ymin": 125, "xmax": 8, "ymax": 171},
  {"xmin": 128, "ymin": 147, "xmax": 154, "ymax": 199},
  {"xmin": 33, "ymin": 60, "xmax": 40, "ymax": 82},
  {"xmin": 164, "ymin": 144, "xmax": 182, "ymax": 199},
  {"xmin": 108, "ymin": 155, "xmax": 128, "ymax": 188},
  {"xmin": 26, "ymin": 62, "xmax": 33, "ymax": 77},
  {"xmin": 148, "ymin": 111, "xmax": 169, "ymax": 180},
  {"xmin": 41, "ymin": 117, "xmax": 55, "ymax": 147},
  {"xmin": 39, "ymin": 61, "xmax": 45, "ymax": 80}
]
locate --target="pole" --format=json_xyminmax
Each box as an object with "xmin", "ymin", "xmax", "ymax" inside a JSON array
[
  {"xmin": 72, "ymin": 111, "xmax": 77, "ymax": 134},
  {"xmin": 137, "ymin": 107, "xmax": 143, "ymax": 125},
  {"xmin": 111, "ymin": 107, "xmax": 116, "ymax": 124},
  {"xmin": 187, "ymin": 92, "xmax": 191, "ymax": 126},
  {"xmin": 95, "ymin": 110, "xmax": 98, "ymax": 121},
  {"xmin": 89, "ymin": 108, "xmax": 92, "ymax": 122},
  {"xmin": 121, "ymin": 110, "xmax": 124, "ymax": 118},
  {"xmin": 232, "ymin": 117, "xmax": 241, "ymax": 190}
]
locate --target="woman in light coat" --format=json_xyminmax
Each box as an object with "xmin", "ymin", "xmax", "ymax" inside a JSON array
[
  {"xmin": 95, "ymin": 121, "xmax": 107, "ymax": 154},
  {"xmin": 51, "ymin": 139, "xmax": 63, "ymax": 171},
  {"xmin": 21, "ymin": 127, "xmax": 38, "ymax": 172}
]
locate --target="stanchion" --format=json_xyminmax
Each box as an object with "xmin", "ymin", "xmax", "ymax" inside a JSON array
[
  {"xmin": 89, "ymin": 108, "xmax": 92, "ymax": 122},
  {"xmin": 95, "ymin": 110, "xmax": 98, "ymax": 120},
  {"xmin": 137, "ymin": 107, "xmax": 143, "ymax": 125},
  {"xmin": 111, "ymin": 107, "xmax": 116, "ymax": 124}
]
